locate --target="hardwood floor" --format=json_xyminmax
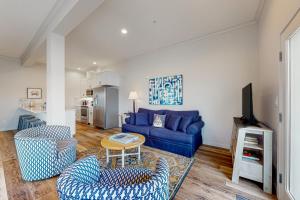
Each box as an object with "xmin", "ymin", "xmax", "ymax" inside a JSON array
[{"xmin": 0, "ymin": 123, "xmax": 276, "ymax": 200}]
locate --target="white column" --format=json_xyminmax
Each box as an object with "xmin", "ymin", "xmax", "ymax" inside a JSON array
[{"xmin": 46, "ymin": 33, "xmax": 66, "ymax": 125}]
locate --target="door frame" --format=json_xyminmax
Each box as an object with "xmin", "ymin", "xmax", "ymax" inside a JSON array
[{"xmin": 278, "ymin": 8, "xmax": 300, "ymax": 200}]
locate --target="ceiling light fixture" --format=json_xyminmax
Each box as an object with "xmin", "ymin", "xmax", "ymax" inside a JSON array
[
  {"xmin": 77, "ymin": 67, "xmax": 81, "ymax": 70},
  {"xmin": 121, "ymin": 28, "xmax": 128, "ymax": 35},
  {"xmin": 93, "ymin": 62, "xmax": 97, "ymax": 65}
]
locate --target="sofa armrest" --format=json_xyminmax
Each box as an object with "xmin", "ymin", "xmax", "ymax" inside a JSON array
[
  {"xmin": 187, "ymin": 121, "xmax": 204, "ymax": 135},
  {"xmin": 125, "ymin": 117, "xmax": 131, "ymax": 124},
  {"xmin": 125, "ymin": 113, "xmax": 135, "ymax": 125}
]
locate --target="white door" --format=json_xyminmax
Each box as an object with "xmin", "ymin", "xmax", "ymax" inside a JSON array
[{"xmin": 279, "ymin": 9, "xmax": 300, "ymax": 200}]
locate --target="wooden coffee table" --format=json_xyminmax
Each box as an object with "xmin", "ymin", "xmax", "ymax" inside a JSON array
[{"xmin": 101, "ymin": 133, "xmax": 145, "ymax": 168}]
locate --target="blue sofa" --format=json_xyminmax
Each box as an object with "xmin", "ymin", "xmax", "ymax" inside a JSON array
[{"xmin": 122, "ymin": 108, "xmax": 204, "ymax": 157}]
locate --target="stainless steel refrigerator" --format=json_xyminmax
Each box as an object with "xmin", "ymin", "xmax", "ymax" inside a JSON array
[{"xmin": 93, "ymin": 86, "xmax": 119, "ymax": 129}]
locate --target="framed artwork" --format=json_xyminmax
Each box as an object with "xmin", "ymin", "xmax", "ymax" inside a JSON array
[
  {"xmin": 27, "ymin": 88, "xmax": 42, "ymax": 99},
  {"xmin": 149, "ymin": 74, "xmax": 183, "ymax": 105}
]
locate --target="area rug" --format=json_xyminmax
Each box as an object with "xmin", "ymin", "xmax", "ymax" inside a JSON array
[
  {"xmin": 236, "ymin": 194, "xmax": 250, "ymax": 200},
  {"xmin": 77, "ymin": 145, "xmax": 194, "ymax": 199}
]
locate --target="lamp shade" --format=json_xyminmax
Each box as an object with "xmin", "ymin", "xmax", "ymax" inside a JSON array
[{"xmin": 128, "ymin": 91, "xmax": 138, "ymax": 100}]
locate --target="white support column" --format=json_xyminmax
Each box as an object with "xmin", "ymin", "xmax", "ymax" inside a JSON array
[{"xmin": 46, "ymin": 32, "xmax": 66, "ymax": 125}]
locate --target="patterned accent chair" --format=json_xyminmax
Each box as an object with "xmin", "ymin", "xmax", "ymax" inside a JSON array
[
  {"xmin": 14, "ymin": 125, "xmax": 77, "ymax": 181},
  {"xmin": 57, "ymin": 155, "xmax": 169, "ymax": 200}
]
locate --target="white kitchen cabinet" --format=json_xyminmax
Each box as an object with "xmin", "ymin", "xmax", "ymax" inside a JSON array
[
  {"xmin": 94, "ymin": 71, "xmax": 120, "ymax": 87},
  {"xmin": 88, "ymin": 107, "xmax": 93, "ymax": 125},
  {"xmin": 80, "ymin": 79, "xmax": 89, "ymax": 97},
  {"xmin": 88, "ymin": 78, "xmax": 98, "ymax": 89}
]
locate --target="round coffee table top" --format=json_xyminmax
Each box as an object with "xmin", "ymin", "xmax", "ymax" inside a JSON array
[{"xmin": 101, "ymin": 133, "xmax": 145, "ymax": 150}]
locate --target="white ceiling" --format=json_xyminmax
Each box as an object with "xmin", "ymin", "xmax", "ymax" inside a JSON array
[
  {"xmin": 66, "ymin": 0, "xmax": 262, "ymax": 70},
  {"xmin": 0, "ymin": 0, "xmax": 57, "ymax": 58}
]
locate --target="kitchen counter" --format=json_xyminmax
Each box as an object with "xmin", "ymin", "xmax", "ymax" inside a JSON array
[
  {"xmin": 19, "ymin": 106, "xmax": 46, "ymax": 114},
  {"xmin": 18, "ymin": 106, "xmax": 76, "ymax": 136}
]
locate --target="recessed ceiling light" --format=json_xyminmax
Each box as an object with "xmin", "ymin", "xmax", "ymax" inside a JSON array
[
  {"xmin": 77, "ymin": 67, "xmax": 81, "ymax": 70},
  {"xmin": 121, "ymin": 28, "xmax": 128, "ymax": 35},
  {"xmin": 93, "ymin": 62, "xmax": 97, "ymax": 65}
]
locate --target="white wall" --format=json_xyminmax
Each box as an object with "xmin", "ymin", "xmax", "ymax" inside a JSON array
[
  {"xmin": 114, "ymin": 24, "xmax": 259, "ymax": 148},
  {"xmin": 0, "ymin": 58, "xmax": 85, "ymax": 131},
  {"xmin": 0, "ymin": 57, "xmax": 46, "ymax": 131}
]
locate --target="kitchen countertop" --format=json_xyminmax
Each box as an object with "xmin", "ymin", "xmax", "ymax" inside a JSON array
[
  {"xmin": 19, "ymin": 106, "xmax": 46, "ymax": 114},
  {"xmin": 20, "ymin": 106, "xmax": 76, "ymax": 114}
]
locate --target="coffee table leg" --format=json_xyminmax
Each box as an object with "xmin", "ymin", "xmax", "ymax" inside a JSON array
[
  {"xmin": 106, "ymin": 148, "xmax": 109, "ymax": 164},
  {"xmin": 138, "ymin": 145, "xmax": 141, "ymax": 161},
  {"xmin": 122, "ymin": 149, "xmax": 125, "ymax": 168}
]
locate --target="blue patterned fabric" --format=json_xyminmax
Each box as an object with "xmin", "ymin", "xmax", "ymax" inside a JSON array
[
  {"xmin": 28, "ymin": 119, "xmax": 46, "ymax": 128},
  {"xmin": 57, "ymin": 155, "xmax": 169, "ymax": 200},
  {"xmin": 14, "ymin": 125, "xmax": 77, "ymax": 181}
]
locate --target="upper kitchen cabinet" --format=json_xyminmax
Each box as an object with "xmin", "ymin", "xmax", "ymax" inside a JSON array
[{"xmin": 93, "ymin": 71, "xmax": 120, "ymax": 88}]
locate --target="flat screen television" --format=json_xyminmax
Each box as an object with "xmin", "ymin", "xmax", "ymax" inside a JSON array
[{"xmin": 242, "ymin": 83, "xmax": 258, "ymax": 125}]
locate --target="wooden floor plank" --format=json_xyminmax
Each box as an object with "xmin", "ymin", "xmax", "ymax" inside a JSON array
[
  {"xmin": 0, "ymin": 124, "xmax": 277, "ymax": 200},
  {"xmin": 0, "ymin": 161, "xmax": 8, "ymax": 200}
]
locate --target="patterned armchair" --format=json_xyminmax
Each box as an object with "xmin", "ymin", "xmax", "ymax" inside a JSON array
[
  {"xmin": 14, "ymin": 125, "xmax": 77, "ymax": 181},
  {"xmin": 57, "ymin": 155, "xmax": 169, "ymax": 200}
]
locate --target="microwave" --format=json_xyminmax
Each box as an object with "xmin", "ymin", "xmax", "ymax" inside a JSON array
[{"xmin": 86, "ymin": 89, "xmax": 93, "ymax": 96}]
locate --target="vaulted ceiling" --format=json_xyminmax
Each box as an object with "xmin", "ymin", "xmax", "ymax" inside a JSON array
[
  {"xmin": 0, "ymin": 0, "xmax": 57, "ymax": 58},
  {"xmin": 65, "ymin": 0, "xmax": 263, "ymax": 70},
  {"xmin": 0, "ymin": 0, "xmax": 263, "ymax": 69}
]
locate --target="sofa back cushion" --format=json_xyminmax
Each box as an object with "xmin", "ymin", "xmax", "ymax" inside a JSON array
[
  {"xmin": 153, "ymin": 114, "xmax": 166, "ymax": 128},
  {"xmin": 166, "ymin": 115, "xmax": 182, "ymax": 131},
  {"xmin": 138, "ymin": 108, "xmax": 165, "ymax": 125},
  {"xmin": 138, "ymin": 108, "xmax": 200, "ymax": 126},
  {"xmin": 164, "ymin": 110, "xmax": 200, "ymax": 123},
  {"xmin": 178, "ymin": 116, "xmax": 193, "ymax": 132},
  {"xmin": 135, "ymin": 113, "xmax": 149, "ymax": 126}
]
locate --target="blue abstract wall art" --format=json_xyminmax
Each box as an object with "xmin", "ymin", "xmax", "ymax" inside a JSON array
[{"xmin": 149, "ymin": 74, "xmax": 183, "ymax": 105}]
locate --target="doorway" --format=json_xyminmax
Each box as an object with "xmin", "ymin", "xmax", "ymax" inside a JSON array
[{"xmin": 279, "ymin": 8, "xmax": 300, "ymax": 200}]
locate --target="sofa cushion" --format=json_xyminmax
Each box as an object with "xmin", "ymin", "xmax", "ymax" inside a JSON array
[
  {"xmin": 150, "ymin": 127, "xmax": 193, "ymax": 144},
  {"xmin": 164, "ymin": 110, "xmax": 199, "ymax": 123},
  {"xmin": 135, "ymin": 113, "xmax": 149, "ymax": 126},
  {"xmin": 122, "ymin": 124, "xmax": 150, "ymax": 136},
  {"xmin": 178, "ymin": 116, "xmax": 193, "ymax": 132},
  {"xmin": 153, "ymin": 114, "xmax": 166, "ymax": 128},
  {"xmin": 165, "ymin": 115, "xmax": 182, "ymax": 131},
  {"xmin": 138, "ymin": 108, "xmax": 165, "ymax": 125}
]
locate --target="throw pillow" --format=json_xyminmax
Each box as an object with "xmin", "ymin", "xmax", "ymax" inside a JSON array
[
  {"xmin": 166, "ymin": 115, "xmax": 182, "ymax": 131},
  {"xmin": 178, "ymin": 116, "xmax": 193, "ymax": 132},
  {"xmin": 153, "ymin": 114, "xmax": 166, "ymax": 128},
  {"xmin": 135, "ymin": 113, "xmax": 149, "ymax": 126}
]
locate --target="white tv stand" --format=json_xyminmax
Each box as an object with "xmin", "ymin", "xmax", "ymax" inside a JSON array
[{"xmin": 231, "ymin": 117, "xmax": 273, "ymax": 194}]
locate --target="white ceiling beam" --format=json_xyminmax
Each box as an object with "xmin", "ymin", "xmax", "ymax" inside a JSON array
[{"xmin": 21, "ymin": 0, "xmax": 104, "ymax": 67}]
